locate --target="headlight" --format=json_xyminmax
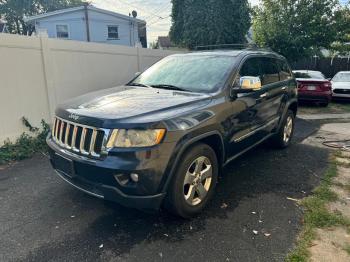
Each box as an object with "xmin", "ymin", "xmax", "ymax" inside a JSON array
[{"xmin": 106, "ymin": 129, "xmax": 166, "ymax": 148}]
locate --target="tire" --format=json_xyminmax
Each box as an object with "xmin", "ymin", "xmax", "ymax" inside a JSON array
[
  {"xmin": 269, "ymin": 110, "xmax": 295, "ymax": 149},
  {"xmin": 165, "ymin": 143, "xmax": 218, "ymax": 218}
]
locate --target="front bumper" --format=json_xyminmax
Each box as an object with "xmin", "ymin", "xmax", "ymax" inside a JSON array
[
  {"xmin": 54, "ymin": 169, "xmax": 165, "ymax": 210},
  {"xmin": 332, "ymin": 92, "xmax": 350, "ymax": 99},
  {"xmin": 47, "ymin": 137, "xmax": 175, "ymax": 210}
]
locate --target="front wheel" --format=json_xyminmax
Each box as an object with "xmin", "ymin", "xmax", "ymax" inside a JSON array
[
  {"xmin": 269, "ymin": 110, "xmax": 295, "ymax": 149},
  {"xmin": 165, "ymin": 143, "xmax": 218, "ymax": 218}
]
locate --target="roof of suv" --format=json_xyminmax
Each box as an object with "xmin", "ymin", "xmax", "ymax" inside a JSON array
[{"xmin": 172, "ymin": 49, "xmax": 284, "ymax": 59}]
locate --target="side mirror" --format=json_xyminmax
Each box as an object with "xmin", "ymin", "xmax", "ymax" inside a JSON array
[
  {"xmin": 327, "ymin": 78, "xmax": 332, "ymax": 81},
  {"xmin": 230, "ymin": 76, "xmax": 262, "ymax": 100},
  {"xmin": 240, "ymin": 76, "xmax": 262, "ymax": 90}
]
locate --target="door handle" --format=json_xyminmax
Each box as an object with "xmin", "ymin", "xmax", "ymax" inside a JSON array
[
  {"xmin": 281, "ymin": 87, "xmax": 287, "ymax": 90},
  {"xmin": 260, "ymin": 93, "xmax": 267, "ymax": 98}
]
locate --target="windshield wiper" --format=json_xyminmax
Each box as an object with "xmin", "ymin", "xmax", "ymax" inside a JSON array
[
  {"xmin": 128, "ymin": 82, "xmax": 152, "ymax": 88},
  {"xmin": 151, "ymin": 84, "xmax": 189, "ymax": 92}
]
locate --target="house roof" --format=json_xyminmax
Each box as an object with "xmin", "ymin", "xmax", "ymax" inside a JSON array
[
  {"xmin": 158, "ymin": 36, "xmax": 173, "ymax": 48},
  {"xmin": 24, "ymin": 5, "xmax": 146, "ymax": 24}
]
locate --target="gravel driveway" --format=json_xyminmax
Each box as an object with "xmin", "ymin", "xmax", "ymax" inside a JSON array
[{"xmin": 0, "ymin": 119, "xmax": 329, "ymax": 262}]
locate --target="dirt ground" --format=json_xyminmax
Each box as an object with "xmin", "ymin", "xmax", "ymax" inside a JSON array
[{"xmin": 303, "ymin": 124, "xmax": 350, "ymax": 262}]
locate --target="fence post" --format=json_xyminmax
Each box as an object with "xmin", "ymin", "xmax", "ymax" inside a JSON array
[
  {"xmin": 136, "ymin": 47, "xmax": 141, "ymax": 72},
  {"xmin": 39, "ymin": 33, "xmax": 57, "ymax": 121}
]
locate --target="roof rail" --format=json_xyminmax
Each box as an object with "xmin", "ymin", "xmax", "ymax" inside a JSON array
[{"xmin": 193, "ymin": 43, "xmax": 272, "ymax": 52}]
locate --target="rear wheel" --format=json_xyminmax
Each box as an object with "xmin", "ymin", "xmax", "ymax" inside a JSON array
[
  {"xmin": 165, "ymin": 143, "xmax": 218, "ymax": 218},
  {"xmin": 269, "ymin": 110, "xmax": 295, "ymax": 149}
]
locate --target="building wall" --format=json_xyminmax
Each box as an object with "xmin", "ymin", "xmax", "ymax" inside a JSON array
[
  {"xmin": 35, "ymin": 10, "xmax": 87, "ymax": 42},
  {"xmin": 0, "ymin": 33, "xmax": 179, "ymax": 145},
  {"xmin": 88, "ymin": 9, "xmax": 139, "ymax": 46},
  {"xmin": 34, "ymin": 9, "xmax": 140, "ymax": 46}
]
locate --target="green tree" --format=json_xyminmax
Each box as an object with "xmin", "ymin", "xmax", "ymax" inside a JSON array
[
  {"xmin": 170, "ymin": 0, "xmax": 251, "ymax": 49},
  {"xmin": 330, "ymin": 5, "xmax": 350, "ymax": 56},
  {"xmin": 0, "ymin": 0, "xmax": 85, "ymax": 35},
  {"xmin": 150, "ymin": 40, "xmax": 159, "ymax": 49},
  {"xmin": 253, "ymin": 0, "xmax": 350, "ymax": 61}
]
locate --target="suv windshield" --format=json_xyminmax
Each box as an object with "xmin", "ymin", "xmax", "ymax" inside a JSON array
[
  {"xmin": 332, "ymin": 72, "xmax": 350, "ymax": 82},
  {"xmin": 293, "ymin": 71, "xmax": 325, "ymax": 79},
  {"xmin": 129, "ymin": 55, "xmax": 235, "ymax": 93}
]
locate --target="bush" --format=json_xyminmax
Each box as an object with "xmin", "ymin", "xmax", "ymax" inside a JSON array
[{"xmin": 0, "ymin": 117, "xmax": 50, "ymax": 165}]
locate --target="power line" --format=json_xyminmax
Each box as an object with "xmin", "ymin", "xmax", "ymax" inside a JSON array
[
  {"xmin": 143, "ymin": 2, "xmax": 172, "ymax": 21},
  {"xmin": 139, "ymin": 15, "xmax": 171, "ymax": 30},
  {"xmin": 116, "ymin": 0, "xmax": 164, "ymax": 19}
]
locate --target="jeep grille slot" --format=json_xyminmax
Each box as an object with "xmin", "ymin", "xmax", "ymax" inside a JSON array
[{"xmin": 52, "ymin": 117, "xmax": 107, "ymax": 158}]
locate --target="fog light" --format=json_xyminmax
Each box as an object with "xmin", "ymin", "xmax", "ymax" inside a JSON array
[
  {"xmin": 130, "ymin": 173, "xmax": 139, "ymax": 183},
  {"xmin": 114, "ymin": 174, "xmax": 129, "ymax": 185}
]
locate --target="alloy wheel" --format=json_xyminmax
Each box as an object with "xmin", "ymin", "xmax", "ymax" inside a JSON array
[
  {"xmin": 283, "ymin": 116, "xmax": 293, "ymax": 143},
  {"xmin": 183, "ymin": 156, "xmax": 213, "ymax": 206}
]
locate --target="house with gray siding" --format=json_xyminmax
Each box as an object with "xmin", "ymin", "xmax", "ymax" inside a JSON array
[{"xmin": 25, "ymin": 4, "xmax": 147, "ymax": 48}]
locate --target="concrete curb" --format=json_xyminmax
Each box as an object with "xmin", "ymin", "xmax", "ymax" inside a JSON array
[{"xmin": 298, "ymin": 113, "xmax": 350, "ymax": 120}]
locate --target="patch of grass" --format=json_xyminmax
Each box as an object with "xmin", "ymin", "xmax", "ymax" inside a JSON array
[
  {"xmin": 0, "ymin": 117, "xmax": 49, "ymax": 165},
  {"xmin": 336, "ymin": 102, "xmax": 350, "ymax": 112},
  {"xmin": 287, "ymin": 226, "xmax": 315, "ymax": 262},
  {"xmin": 344, "ymin": 244, "xmax": 350, "ymax": 256},
  {"xmin": 286, "ymin": 159, "xmax": 350, "ymax": 262},
  {"xmin": 298, "ymin": 101, "xmax": 350, "ymax": 115}
]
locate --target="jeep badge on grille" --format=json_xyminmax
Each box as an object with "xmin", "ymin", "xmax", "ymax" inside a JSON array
[{"xmin": 68, "ymin": 113, "xmax": 79, "ymax": 121}]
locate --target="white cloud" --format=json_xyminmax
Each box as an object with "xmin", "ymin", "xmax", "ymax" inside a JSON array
[{"xmin": 92, "ymin": 0, "xmax": 260, "ymax": 45}]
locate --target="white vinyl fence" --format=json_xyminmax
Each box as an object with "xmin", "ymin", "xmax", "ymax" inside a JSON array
[{"xmin": 0, "ymin": 34, "xmax": 179, "ymax": 144}]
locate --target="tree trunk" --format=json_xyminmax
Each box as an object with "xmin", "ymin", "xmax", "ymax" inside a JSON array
[
  {"xmin": 20, "ymin": 19, "xmax": 28, "ymax": 35},
  {"xmin": 15, "ymin": 19, "xmax": 21, "ymax": 34}
]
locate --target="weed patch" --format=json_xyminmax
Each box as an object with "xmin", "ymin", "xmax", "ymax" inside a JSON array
[
  {"xmin": 286, "ymin": 159, "xmax": 350, "ymax": 262},
  {"xmin": 0, "ymin": 117, "xmax": 49, "ymax": 165}
]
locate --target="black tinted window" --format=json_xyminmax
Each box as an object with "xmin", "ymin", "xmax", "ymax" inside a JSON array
[
  {"xmin": 240, "ymin": 57, "xmax": 261, "ymax": 77},
  {"xmin": 235, "ymin": 57, "xmax": 263, "ymax": 88},
  {"xmin": 278, "ymin": 60, "xmax": 292, "ymax": 80},
  {"xmin": 261, "ymin": 58, "xmax": 280, "ymax": 85}
]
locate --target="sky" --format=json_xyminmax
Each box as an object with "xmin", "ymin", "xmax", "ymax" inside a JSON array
[
  {"xmin": 92, "ymin": 0, "xmax": 260, "ymax": 44},
  {"xmin": 92, "ymin": 0, "xmax": 348, "ymax": 44}
]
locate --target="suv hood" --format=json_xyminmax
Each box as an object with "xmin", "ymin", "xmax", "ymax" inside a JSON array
[{"xmin": 56, "ymin": 86, "xmax": 212, "ymax": 127}]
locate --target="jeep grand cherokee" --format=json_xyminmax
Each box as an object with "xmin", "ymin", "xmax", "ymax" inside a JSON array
[{"xmin": 47, "ymin": 49, "xmax": 298, "ymax": 218}]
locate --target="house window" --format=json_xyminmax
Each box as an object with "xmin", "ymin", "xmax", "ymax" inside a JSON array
[
  {"xmin": 108, "ymin": 25, "xmax": 119, "ymax": 39},
  {"xmin": 56, "ymin": 24, "xmax": 69, "ymax": 39}
]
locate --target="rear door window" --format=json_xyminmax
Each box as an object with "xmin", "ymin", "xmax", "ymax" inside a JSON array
[{"xmin": 261, "ymin": 58, "xmax": 280, "ymax": 85}]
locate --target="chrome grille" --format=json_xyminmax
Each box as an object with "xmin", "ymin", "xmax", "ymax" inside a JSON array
[
  {"xmin": 333, "ymin": 89, "xmax": 350, "ymax": 94},
  {"xmin": 52, "ymin": 117, "xmax": 108, "ymax": 158}
]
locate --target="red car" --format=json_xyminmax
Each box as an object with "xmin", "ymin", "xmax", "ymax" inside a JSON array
[{"xmin": 293, "ymin": 70, "xmax": 332, "ymax": 107}]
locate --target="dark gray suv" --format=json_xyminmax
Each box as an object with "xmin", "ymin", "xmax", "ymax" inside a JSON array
[{"xmin": 47, "ymin": 49, "xmax": 298, "ymax": 218}]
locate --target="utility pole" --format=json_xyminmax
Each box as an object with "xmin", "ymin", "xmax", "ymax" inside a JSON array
[{"xmin": 84, "ymin": 3, "xmax": 90, "ymax": 42}]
